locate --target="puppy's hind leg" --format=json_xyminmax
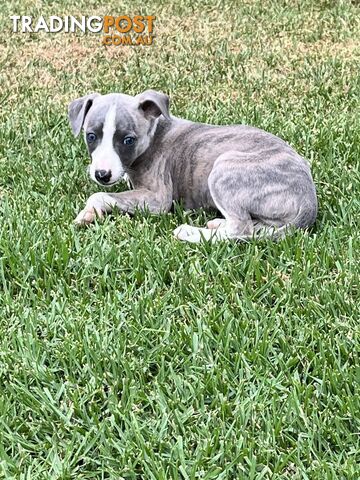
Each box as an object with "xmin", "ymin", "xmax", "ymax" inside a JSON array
[
  {"xmin": 173, "ymin": 213, "xmax": 253, "ymax": 243},
  {"xmin": 207, "ymin": 150, "xmax": 303, "ymax": 241},
  {"xmin": 173, "ymin": 224, "xmax": 225, "ymax": 243},
  {"xmin": 207, "ymin": 218, "xmax": 226, "ymax": 229},
  {"xmin": 174, "ymin": 153, "xmax": 257, "ymax": 243},
  {"xmin": 206, "ymin": 152, "xmax": 258, "ymax": 242}
]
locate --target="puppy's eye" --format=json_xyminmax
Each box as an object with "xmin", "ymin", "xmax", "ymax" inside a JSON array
[
  {"xmin": 123, "ymin": 136, "xmax": 135, "ymax": 146},
  {"xmin": 86, "ymin": 133, "xmax": 97, "ymax": 143}
]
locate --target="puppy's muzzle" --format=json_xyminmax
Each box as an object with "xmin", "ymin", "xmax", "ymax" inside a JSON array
[{"xmin": 95, "ymin": 169, "xmax": 112, "ymax": 184}]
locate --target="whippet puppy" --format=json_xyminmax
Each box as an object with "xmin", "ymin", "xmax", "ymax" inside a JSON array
[{"xmin": 68, "ymin": 90, "xmax": 317, "ymax": 242}]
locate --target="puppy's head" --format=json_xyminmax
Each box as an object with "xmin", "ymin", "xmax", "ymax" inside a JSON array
[{"xmin": 68, "ymin": 90, "xmax": 170, "ymax": 186}]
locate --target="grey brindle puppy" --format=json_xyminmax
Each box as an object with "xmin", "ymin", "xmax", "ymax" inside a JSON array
[{"xmin": 68, "ymin": 90, "xmax": 317, "ymax": 242}]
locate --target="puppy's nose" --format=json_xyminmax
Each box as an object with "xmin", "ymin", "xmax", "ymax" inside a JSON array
[{"xmin": 95, "ymin": 169, "xmax": 112, "ymax": 184}]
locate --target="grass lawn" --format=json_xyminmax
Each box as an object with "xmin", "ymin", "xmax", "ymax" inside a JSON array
[{"xmin": 0, "ymin": 0, "xmax": 359, "ymax": 478}]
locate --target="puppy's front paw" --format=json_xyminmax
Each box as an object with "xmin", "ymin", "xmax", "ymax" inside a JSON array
[
  {"xmin": 74, "ymin": 208, "xmax": 102, "ymax": 226},
  {"xmin": 74, "ymin": 192, "xmax": 111, "ymax": 226}
]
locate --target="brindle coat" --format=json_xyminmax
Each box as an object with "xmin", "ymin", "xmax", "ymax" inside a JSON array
[{"xmin": 68, "ymin": 90, "xmax": 317, "ymax": 242}]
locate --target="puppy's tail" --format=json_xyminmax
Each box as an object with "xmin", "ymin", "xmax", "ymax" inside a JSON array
[{"xmin": 253, "ymin": 200, "xmax": 318, "ymax": 241}]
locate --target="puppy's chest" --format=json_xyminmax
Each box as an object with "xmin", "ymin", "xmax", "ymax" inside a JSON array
[{"xmin": 123, "ymin": 173, "xmax": 133, "ymax": 189}]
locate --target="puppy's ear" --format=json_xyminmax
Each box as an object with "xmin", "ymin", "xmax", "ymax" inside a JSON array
[
  {"xmin": 68, "ymin": 93, "xmax": 100, "ymax": 137},
  {"xmin": 137, "ymin": 90, "xmax": 170, "ymax": 120}
]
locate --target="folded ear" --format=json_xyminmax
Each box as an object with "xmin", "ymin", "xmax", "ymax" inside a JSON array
[
  {"xmin": 68, "ymin": 93, "xmax": 100, "ymax": 137},
  {"xmin": 137, "ymin": 90, "xmax": 170, "ymax": 120}
]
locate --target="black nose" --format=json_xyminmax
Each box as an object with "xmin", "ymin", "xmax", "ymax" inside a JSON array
[{"xmin": 95, "ymin": 169, "xmax": 112, "ymax": 184}]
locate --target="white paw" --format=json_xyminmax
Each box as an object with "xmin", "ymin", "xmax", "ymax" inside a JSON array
[
  {"xmin": 173, "ymin": 224, "xmax": 203, "ymax": 243},
  {"xmin": 207, "ymin": 218, "xmax": 226, "ymax": 229},
  {"xmin": 74, "ymin": 208, "xmax": 97, "ymax": 226},
  {"xmin": 74, "ymin": 192, "xmax": 113, "ymax": 226}
]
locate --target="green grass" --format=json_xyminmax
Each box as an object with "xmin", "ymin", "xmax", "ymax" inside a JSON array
[{"xmin": 0, "ymin": 0, "xmax": 360, "ymax": 478}]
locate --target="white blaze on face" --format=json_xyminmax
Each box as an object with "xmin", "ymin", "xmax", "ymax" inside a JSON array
[{"xmin": 89, "ymin": 105, "xmax": 125, "ymax": 185}]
